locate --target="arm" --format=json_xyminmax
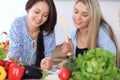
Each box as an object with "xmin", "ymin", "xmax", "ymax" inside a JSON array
[
  {"xmin": 98, "ymin": 27, "xmax": 116, "ymax": 55},
  {"xmin": 61, "ymin": 29, "xmax": 77, "ymax": 58},
  {"xmin": 40, "ymin": 31, "xmax": 55, "ymax": 71},
  {"xmin": 43, "ymin": 31, "xmax": 56, "ymax": 58},
  {"xmin": 6, "ymin": 18, "xmax": 23, "ymax": 61}
]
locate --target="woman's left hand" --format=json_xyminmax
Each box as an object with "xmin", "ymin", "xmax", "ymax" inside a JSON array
[{"xmin": 40, "ymin": 57, "xmax": 53, "ymax": 71}]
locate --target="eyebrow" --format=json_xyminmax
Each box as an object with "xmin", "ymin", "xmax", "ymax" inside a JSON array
[
  {"xmin": 35, "ymin": 7, "xmax": 49, "ymax": 14},
  {"xmin": 74, "ymin": 8, "xmax": 88, "ymax": 13}
]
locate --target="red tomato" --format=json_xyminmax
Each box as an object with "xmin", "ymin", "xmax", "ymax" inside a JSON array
[
  {"xmin": 58, "ymin": 67, "xmax": 71, "ymax": 80},
  {"xmin": 4, "ymin": 41, "xmax": 9, "ymax": 47}
]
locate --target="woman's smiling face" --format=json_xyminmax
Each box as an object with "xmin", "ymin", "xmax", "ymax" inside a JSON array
[
  {"xmin": 72, "ymin": 2, "xmax": 90, "ymax": 29},
  {"xmin": 27, "ymin": 1, "xmax": 49, "ymax": 28}
]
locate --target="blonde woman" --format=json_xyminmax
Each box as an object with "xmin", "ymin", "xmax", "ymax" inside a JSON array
[{"xmin": 61, "ymin": 0, "xmax": 120, "ymax": 68}]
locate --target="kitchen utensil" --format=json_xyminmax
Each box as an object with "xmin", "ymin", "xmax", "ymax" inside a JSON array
[{"xmin": 60, "ymin": 15, "xmax": 68, "ymax": 42}]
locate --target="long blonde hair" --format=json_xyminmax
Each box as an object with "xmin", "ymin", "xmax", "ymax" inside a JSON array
[{"xmin": 75, "ymin": 0, "xmax": 120, "ymax": 68}]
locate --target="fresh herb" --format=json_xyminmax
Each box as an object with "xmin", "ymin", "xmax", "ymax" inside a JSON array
[{"xmin": 63, "ymin": 58, "xmax": 78, "ymax": 72}]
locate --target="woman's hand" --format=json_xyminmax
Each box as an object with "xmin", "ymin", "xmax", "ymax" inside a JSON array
[
  {"xmin": 40, "ymin": 57, "xmax": 53, "ymax": 71},
  {"xmin": 9, "ymin": 57, "xmax": 19, "ymax": 64},
  {"xmin": 61, "ymin": 38, "xmax": 74, "ymax": 57}
]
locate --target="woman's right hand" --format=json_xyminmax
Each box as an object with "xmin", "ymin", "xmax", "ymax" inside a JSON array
[
  {"xmin": 40, "ymin": 57, "xmax": 53, "ymax": 71},
  {"xmin": 61, "ymin": 38, "xmax": 73, "ymax": 57}
]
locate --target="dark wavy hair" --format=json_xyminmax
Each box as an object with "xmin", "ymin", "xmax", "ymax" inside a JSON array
[{"xmin": 25, "ymin": 0, "xmax": 57, "ymax": 67}]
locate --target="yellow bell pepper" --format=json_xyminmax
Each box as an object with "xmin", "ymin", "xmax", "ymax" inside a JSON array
[
  {"xmin": 0, "ymin": 66, "xmax": 7, "ymax": 80},
  {"xmin": 0, "ymin": 43, "xmax": 5, "ymax": 49}
]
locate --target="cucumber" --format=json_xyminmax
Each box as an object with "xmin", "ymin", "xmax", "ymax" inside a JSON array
[{"xmin": 22, "ymin": 65, "xmax": 43, "ymax": 79}]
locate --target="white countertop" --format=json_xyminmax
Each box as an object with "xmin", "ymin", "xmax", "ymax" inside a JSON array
[
  {"xmin": 44, "ymin": 74, "xmax": 60, "ymax": 80},
  {"xmin": 44, "ymin": 69, "xmax": 60, "ymax": 80}
]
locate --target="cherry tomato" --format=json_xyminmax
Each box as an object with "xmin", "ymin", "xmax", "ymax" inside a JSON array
[{"xmin": 58, "ymin": 67, "xmax": 71, "ymax": 80}]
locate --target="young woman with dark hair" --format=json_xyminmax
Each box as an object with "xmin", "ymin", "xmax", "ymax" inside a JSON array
[{"xmin": 6, "ymin": 0, "xmax": 57, "ymax": 71}]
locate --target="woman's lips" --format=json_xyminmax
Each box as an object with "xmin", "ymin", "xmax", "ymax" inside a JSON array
[{"xmin": 74, "ymin": 20, "xmax": 82, "ymax": 24}]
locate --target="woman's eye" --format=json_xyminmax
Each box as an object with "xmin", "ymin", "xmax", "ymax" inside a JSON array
[
  {"xmin": 82, "ymin": 14, "xmax": 89, "ymax": 17},
  {"xmin": 74, "ymin": 11, "xmax": 78, "ymax": 14},
  {"xmin": 43, "ymin": 15, "xmax": 48, "ymax": 18},
  {"xmin": 34, "ymin": 11, "xmax": 39, "ymax": 14},
  {"xmin": 83, "ymin": 15, "xmax": 88, "ymax": 17}
]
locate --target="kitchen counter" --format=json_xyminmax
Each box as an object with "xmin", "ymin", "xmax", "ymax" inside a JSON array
[{"xmin": 44, "ymin": 74, "xmax": 60, "ymax": 80}]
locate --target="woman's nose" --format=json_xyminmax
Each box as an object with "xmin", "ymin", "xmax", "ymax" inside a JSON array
[
  {"xmin": 76, "ymin": 14, "xmax": 82, "ymax": 19},
  {"xmin": 37, "ymin": 14, "xmax": 42, "ymax": 21}
]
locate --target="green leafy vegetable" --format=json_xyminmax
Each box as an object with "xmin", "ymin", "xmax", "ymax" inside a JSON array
[
  {"xmin": 71, "ymin": 48, "xmax": 120, "ymax": 80},
  {"xmin": 0, "ymin": 48, "xmax": 6, "ymax": 60},
  {"xmin": 63, "ymin": 58, "xmax": 78, "ymax": 72}
]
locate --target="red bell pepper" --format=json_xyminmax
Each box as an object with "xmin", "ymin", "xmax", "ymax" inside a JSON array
[{"xmin": 8, "ymin": 63, "xmax": 25, "ymax": 80}]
